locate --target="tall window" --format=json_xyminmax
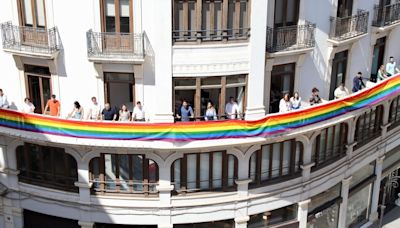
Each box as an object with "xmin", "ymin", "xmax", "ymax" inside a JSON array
[
  {"xmin": 173, "ymin": 75, "xmax": 247, "ymax": 120},
  {"xmin": 101, "ymin": 0, "xmax": 133, "ymax": 33},
  {"xmin": 172, "ymin": 0, "xmax": 250, "ymax": 42},
  {"xmin": 330, "ymin": 50, "xmax": 348, "ymax": 100},
  {"xmin": 89, "ymin": 154, "xmax": 159, "ymax": 195},
  {"xmin": 270, "ymin": 63, "xmax": 295, "ymax": 113},
  {"xmin": 312, "ymin": 123, "xmax": 348, "ymax": 170},
  {"xmin": 171, "ymin": 151, "xmax": 238, "ymax": 193},
  {"xmin": 25, "ymin": 65, "xmax": 52, "ymax": 114},
  {"xmin": 274, "ymin": 0, "xmax": 300, "ymax": 27},
  {"xmin": 16, "ymin": 143, "xmax": 78, "ymax": 192},
  {"xmin": 248, "ymin": 139, "xmax": 303, "ymax": 187},
  {"xmin": 18, "ymin": 0, "xmax": 46, "ymax": 28},
  {"xmin": 389, "ymin": 95, "xmax": 400, "ymax": 131},
  {"xmin": 354, "ymin": 105, "xmax": 384, "ymax": 150}
]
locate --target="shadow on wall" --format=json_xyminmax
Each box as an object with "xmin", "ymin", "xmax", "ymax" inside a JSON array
[
  {"xmin": 143, "ymin": 31, "xmax": 156, "ymax": 86},
  {"xmin": 55, "ymin": 31, "xmax": 67, "ymax": 77}
]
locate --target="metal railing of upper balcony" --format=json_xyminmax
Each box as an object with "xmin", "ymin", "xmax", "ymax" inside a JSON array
[
  {"xmin": 266, "ymin": 21, "xmax": 316, "ymax": 53},
  {"xmin": 86, "ymin": 30, "xmax": 144, "ymax": 60},
  {"xmin": 329, "ymin": 9, "xmax": 369, "ymax": 41},
  {"xmin": 172, "ymin": 28, "xmax": 250, "ymax": 42},
  {"xmin": 0, "ymin": 21, "xmax": 61, "ymax": 55},
  {"xmin": 372, "ymin": 2, "xmax": 400, "ymax": 27}
]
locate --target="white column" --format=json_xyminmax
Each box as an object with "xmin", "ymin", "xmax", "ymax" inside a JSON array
[
  {"xmin": 264, "ymin": 59, "xmax": 274, "ymax": 114},
  {"xmin": 78, "ymin": 221, "xmax": 94, "ymax": 228},
  {"xmin": 245, "ymin": 0, "xmax": 268, "ymax": 120},
  {"xmin": 74, "ymin": 158, "xmax": 93, "ymax": 226},
  {"xmin": 298, "ymin": 200, "xmax": 311, "ymax": 228},
  {"xmin": 2, "ymin": 198, "xmax": 23, "ymax": 228},
  {"xmin": 156, "ymin": 163, "xmax": 173, "ymax": 227},
  {"xmin": 338, "ymin": 176, "xmax": 352, "ymax": 228},
  {"xmin": 152, "ymin": 0, "xmax": 174, "ymax": 123},
  {"xmin": 134, "ymin": 64, "xmax": 145, "ymax": 104},
  {"xmin": 369, "ymin": 155, "xmax": 385, "ymax": 222},
  {"xmin": 235, "ymin": 216, "xmax": 249, "ymax": 228}
]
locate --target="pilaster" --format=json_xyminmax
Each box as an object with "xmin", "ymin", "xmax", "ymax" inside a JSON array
[
  {"xmin": 338, "ymin": 176, "xmax": 352, "ymax": 228},
  {"xmin": 298, "ymin": 199, "xmax": 311, "ymax": 228},
  {"xmin": 369, "ymin": 155, "xmax": 385, "ymax": 222}
]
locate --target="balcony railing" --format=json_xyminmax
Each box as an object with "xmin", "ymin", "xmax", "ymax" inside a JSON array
[
  {"xmin": 172, "ymin": 28, "xmax": 250, "ymax": 42},
  {"xmin": 0, "ymin": 21, "xmax": 61, "ymax": 55},
  {"xmin": 266, "ymin": 21, "xmax": 316, "ymax": 53},
  {"xmin": 372, "ymin": 2, "xmax": 400, "ymax": 27},
  {"xmin": 329, "ymin": 10, "xmax": 369, "ymax": 41},
  {"xmin": 86, "ymin": 30, "xmax": 144, "ymax": 61}
]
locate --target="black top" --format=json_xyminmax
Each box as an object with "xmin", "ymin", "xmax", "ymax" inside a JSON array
[{"xmin": 102, "ymin": 107, "xmax": 117, "ymax": 120}]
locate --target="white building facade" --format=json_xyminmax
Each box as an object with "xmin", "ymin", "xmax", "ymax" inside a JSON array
[{"xmin": 0, "ymin": 0, "xmax": 400, "ymax": 227}]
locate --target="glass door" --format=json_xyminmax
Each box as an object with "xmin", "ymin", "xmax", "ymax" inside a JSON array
[
  {"xmin": 104, "ymin": 72, "xmax": 135, "ymax": 111},
  {"xmin": 27, "ymin": 75, "xmax": 51, "ymax": 114},
  {"xmin": 270, "ymin": 64, "xmax": 295, "ymax": 113},
  {"xmin": 330, "ymin": 50, "xmax": 348, "ymax": 100},
  {"xmin": 371, "ymin": 37, "xmax": 386, "ymax": 82}
]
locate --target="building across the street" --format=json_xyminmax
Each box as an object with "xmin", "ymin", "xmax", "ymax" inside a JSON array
[{"xmin": 0, "ymin": 0, "xmax": 400, "ymax": 227}]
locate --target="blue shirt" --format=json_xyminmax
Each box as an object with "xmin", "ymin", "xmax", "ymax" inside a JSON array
[
  {"xmin": 180, "ymin": 106, "xmax": 194, "ymax": 122},
  {"xmin": 352, "ymin": 76, "xmax": 365, "ymax": 93}
]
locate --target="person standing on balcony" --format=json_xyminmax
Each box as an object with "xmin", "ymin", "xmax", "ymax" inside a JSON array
[
  {"xmin": 290, "ymin": 92, "xmax": 302, "ymax": 110},
  {"xmin": 176, "ymin": 100, "xmax": 194, "ymax": 122},
  {"xmin": 377, "ymin": 65, "xmax": 389, "ymax": 81},
  {"xmin": 68, "ymin": 101, "xmax": 84, "ymax": 120},
  {"xmin": 132, "ymin": 101, "xmax": 146, "ymax": 121},
  {"xmin": 309, "ymin": 88, "xmax": 322, "ymax": 106},
  {"xmin": 225, "ymin": 97, "xmax": 240, "ymax": 119},
  {"xmin": 386, "ymin": 56, "xmax": 399, "ymax": 76},
  {"xmin": 22, "ymin": 98, "xmax": 35, "ymax": 113},
  {"xmin": 352, "ymin": 72, "xmax": 366, "ymax": 93},
  {"xmin": 119, "ymin": 104, "xmax": 131, "ymax": 122},
  {"xmin": 44, "ymin": 95, "xmax": 61, "ymax": 117},
  {"xmin": 87, "ymin": 97, "xmax": 102, "ymax": 120},
  {"xmin": 204, "ymin": 101, "xmax": 217, "ymax": 121},
  {"xmin": 279, "ymin": 93, "xmax": 292, "ymax": 113},
  {"xmin": 0, "ymin": 89, "xmax": 9, "ymax": 109},
  {"xmin": 101, "ymin": 103, "xmax": 117, "ymax": 121},
  {"xmin": 334, "ymin": 83, "xmax": 350, "ymax": 99}
]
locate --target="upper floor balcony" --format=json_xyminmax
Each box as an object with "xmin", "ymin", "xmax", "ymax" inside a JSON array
[
  {"xmin": 328, "ymin": 10, "xmax": 369, "ymax": 46},
  {"xmin": 372, "ymin": 2, "xmax": 400, "ymax": 31},
  {"xmin": 86, "ymin": 30, "xmax": 144, "ymax": 64},
  {"xmin": 266, "ymin": 21, "xmax": 316, "ymax": 56},
  {"xmin": 0, "ymin": 22, "xmax": 61, "ymax": 59}
]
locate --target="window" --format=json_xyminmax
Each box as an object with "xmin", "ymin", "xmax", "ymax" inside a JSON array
[
  {"xmin": 23, "ymin": 210, "xmax": 79, "ymax": 228},
  {"xmin": 172, "ymin": 0, "xmax": 250, "ymax": 42},
  {"xmin": 371, "ymin": 37, "xmax": 386, "ymax": 82},
  {"xmin": 24, "ymin": 65, "xmax": 52, "ymax": 114},
  {"xmin": 171, "ymin": 151, "xmax": 238, "ymax": 193},
  {"xmin": 389, "ymin": 95, "xmax": 400, "ymax": 131},
  {"xmin": 354, "ymin": 105, "xmax": 383, "ymax": 150},
  {"xmin": 274, "ymin": 0, "xmax": 300, "ymax": 27},
  {"xmin": 248, "ymin": 139, "xmax": 303, "ymax": 187},
  {"xmin": 18, "ymin": 0, "xmax": 46, "ymax": 28},
  {"xmin": 248, "ymin": 204, "xmax": 299, "ymax": 227},
  {"xmin": 89, "ymin": 154, "xmax": 159, "ymax": 195},
  {"xmin": 104, "ymin": 72, "xmax": 135, "ymax": 111},
  {"xmin": 330, "ymin": 50, "xmax": 348, "ymax": 100},
  {"xmin": 174, "ymin": 219, "xmax": 234, "ymax": 228},
  {"xmin": 173, "ymin": 75, "xmax": 247, "ymax": 120},
  {"xmin": 312, "ymin": 123, "xmax": 348, "ymax": 170},
  {"xmin": 337, "ymin": 0, "xmax": 353, "ymax": 18},
  {"xmin": 101, "ymin": 0, "xmax": 133, "ymax": 33},
  {"xmin": 16, "ymin": 143, "xmax": 78, "ymax": 192},
  {"xmin": 270, "ymin": 63, "xmax": 295, "ymax": 113}
]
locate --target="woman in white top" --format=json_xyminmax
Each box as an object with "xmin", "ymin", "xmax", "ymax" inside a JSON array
[
  {"xmin": 204, "ymin": 101, "xmax": 217, "ymax": 121},
  {"xmin": 377, "ymin": 65, "xmax": 388, "ymax": 81},
  {"xmin": 279, "ymin": 93, "xmax": 292, "ymax": 113},
  {"xmin": 119, "ymin": 104, "xmax": 131, "ymax": 122},
  {"xmin": 22, "ymin": 98, "xmax": 35, "ymax": 113},
  {"xmin": 290, "ymin": 92, "xmax": 301, "ymax": 110}
]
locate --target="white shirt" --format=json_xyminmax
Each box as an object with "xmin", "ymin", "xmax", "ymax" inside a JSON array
[
  {"xmin": 133, "ymin": 106, "xmax": 145, "ymax": 120},
  {"xmin": 290, "ymin": 97, "xmax": 301, "ymax": 109},
  {"xmin": 0, "ymin": 95, "xmax": 9, "ymax": 108},
  {"xmin": 22, "ymin": 102, "xmax": 35, "ymax": 113},
  {"xmin": 386, "ymin": 62, "xmax": 396, "ymax": 76},
  {"xmin": 334, "ymin": 86, "xmax": 349, "ymax": 99},
  {"xmin": 225, "ymin": 102, "xmax": 240, "ymax": 119},
  {"xmin": 279, "ymin": 99, "xmax": 291, "ymax": 113},
  {"xmin": 89, "ymin": 103, "xmax": 102, "ymax": 120}
]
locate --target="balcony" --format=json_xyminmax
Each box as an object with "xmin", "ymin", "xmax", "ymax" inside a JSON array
[
  {"xmin": 372, "ymin": 2, "xmax": 400, "ymax": 31},
  {"xmin": 328, "ymin": 10, "xmax": 369, "ymax": 46},
  {"xmin": 266, "ymin": 21, "xmax": 316, "ymax": 56},
  {"xmin": 86, "ymin": 30, "xmax": 144, "ymax": 63},
  {"xmin": 0, "ymin": 22, "xmax": 61, "ymax": 59},
  {"xmin": 172, "ymin": 28, "xmax": 250, "ymax": 43}
]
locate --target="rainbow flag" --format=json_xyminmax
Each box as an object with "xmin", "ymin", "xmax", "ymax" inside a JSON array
[{"xmin": 0, "ymin": 73, "xmax": 399, "ymax": 142}]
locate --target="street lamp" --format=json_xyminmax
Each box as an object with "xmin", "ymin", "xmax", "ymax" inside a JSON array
[{"xmin": 378, "ymin": 174, "xmax": 400, "ymax": 228}]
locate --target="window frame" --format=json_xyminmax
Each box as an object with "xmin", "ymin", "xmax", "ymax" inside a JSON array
[
  {"xmin": 17, "ymin": 0, "xmax": 47, "ymax": 28},
  {"xmin": 354, "ymin": 105, "xmax": 384, "ymax": 150},
  {"xmin": 100, "ymin": 0, "xmax": 134, "ymax": 33},
  {"xmin": 389, "ymin": 95, "xmax": 400, "ymax": 131}
]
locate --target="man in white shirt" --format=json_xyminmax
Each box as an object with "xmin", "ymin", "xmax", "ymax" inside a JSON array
[
  {"xmin": 132, "ymin": 101, "xmax": 146, "ymax": 121},
  {"xmin": 334, "ymin": 83, "xmax": 350, "ymax": 99},
  {"xmin": 225, "ymin": 97, "xmax": 240, "ymax": 119},
  {"xmin": 386, "ymin": 56, "xmax": 400, "ymax": 76},
  {"xmin": 87, "ymin": 97, "xmax": 102, "ymax": 120},
  {"xmin": 22, "ymin": 98, "xmax": 35, "ymax": 113},
  {"xmin": 0, "ymin": 89, "xmax": 9, "ymax": 108}
]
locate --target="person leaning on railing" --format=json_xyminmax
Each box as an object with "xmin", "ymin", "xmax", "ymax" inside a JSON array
[
  {"xmin": 204, "ymin": 101, "xmax": 217, "ymax": 121},
  {"xmin": 176, "ymin": 100, "xmax": 194, "ymax": 122},
  {"xmin": 44, "ymin": 94, "xmax": 61, "ymax": 117},
  {"xmin": 225, "ymin": 97, "xmax": 240, "ymax": 119}
]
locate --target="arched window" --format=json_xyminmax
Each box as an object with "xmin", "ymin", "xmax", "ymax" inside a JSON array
[
  {"xmin": 389, "ymin": 95, "xmax": 400, "ymax": 131},
  {"xmin": 171, "ymin": 151, "xmax": 238, "ymax": 193},
  {"xmin": 89, "ymin": 154, "xmax": 159, "ymax": 195},
  {"xmin": 248, "ymin": 139, "xmax": 303, "ymax": 187},
  {"xmin": 355, "ymin": 105, "xmax": 383, "ymax": 150},
  {"xmin": 16, "ymin": 143, "xmax": 78, "ymax": 192},
  {"xmin": 312, "ymin": 123, "xmax": 348, "ymax": 170}
]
